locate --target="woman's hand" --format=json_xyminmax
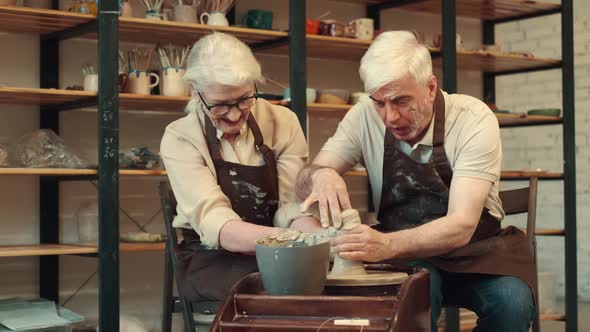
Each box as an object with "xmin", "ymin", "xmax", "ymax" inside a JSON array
[
  {"xmin": 331, "ymin": 224, "xmax": 395, "ymax": 262},
  {"xmin": 300, "ymin": 168, "xmax": 351, "ymax": 229}
]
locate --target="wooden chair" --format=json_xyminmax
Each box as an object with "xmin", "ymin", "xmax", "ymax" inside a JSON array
[
  {"xmin": 159, "ymin": 182, "xmax": 221, "ymax": 332},
  {"xmin": 442, "ymin": 177, "xmax": 540, "ymax": 332},
  {"xmin": 499, "ymin": 177, "xmax": 540, "ymax": 332}
]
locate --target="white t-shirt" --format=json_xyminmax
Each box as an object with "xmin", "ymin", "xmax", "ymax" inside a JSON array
[{"xmin": 321, "ymin": 90, "xmax": 505, "ymax": 221}]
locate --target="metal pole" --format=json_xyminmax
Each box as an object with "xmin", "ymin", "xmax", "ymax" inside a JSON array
[
  {"xmin": 442, "ymin": 1, "xmax": 459, "ymax": 331},
  {"xmin": 561, "ymin": 0, "xmax": 577, "ymax": 331},
  {"xmin": 482, "ymin": 21, "xmax": 495, "ymax": 104},
  {"xmin": 289, "ymin": 0, "xmax": 307, "ymax": 135},
  {"xmin": 442, "ymin": 0, "xmax": 457, "ymax": 94},
  {"xmin": 98, "ymin": 0, "xmax": 120, "ymax": 331},
  {"xmin": 38, "ymin": 0, "xmax": 60, "ymax": 304}
]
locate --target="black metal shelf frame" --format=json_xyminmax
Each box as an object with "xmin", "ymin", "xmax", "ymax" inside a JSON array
[
  {"xmin": 37, "ymin": 0, "xmax": 120, "ymax": 331},
  {"xmin": 364, "ymin": 1, "xmax": 577, "ymax": 331}
]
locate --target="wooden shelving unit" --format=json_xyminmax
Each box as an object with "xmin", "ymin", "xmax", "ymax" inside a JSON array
[
  {"xmin": 0, "ymin": 6, "xmax": 562, "ymax": 71},
  {"xmin": 0, "ymin": 1, "xmax": 575, "ymax": 330},
  {"xmin": 0, "ymin": 88, "xmax": 563, "ymax": 128}
]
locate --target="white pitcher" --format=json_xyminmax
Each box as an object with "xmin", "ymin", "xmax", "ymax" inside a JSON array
[{"xmin": 200, "ymin": 11, "xmax": 229, "ymax": 26}]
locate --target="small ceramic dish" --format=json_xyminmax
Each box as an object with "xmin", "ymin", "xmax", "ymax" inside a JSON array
[
  {"xmin": 317, "ymin": 89, "xmax": 350, "ymax": 105},
  {"xmin": 527, "ymin": 108, "xmax": 561, "ymax": 116}
]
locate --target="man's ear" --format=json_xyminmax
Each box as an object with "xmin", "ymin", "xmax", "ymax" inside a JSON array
[{"xmin": 427, "ymin": 75, "xmax": 437, "ymax": 102}]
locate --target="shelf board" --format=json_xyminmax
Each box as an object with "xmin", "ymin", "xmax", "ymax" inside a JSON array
[
  {"xmin": 365, "ymin": 0, "xmax": 561, "ymax": 22},
  {"xmin": 535, "ymin": 229, "xmax": 565, "ymax": 236},
  {"xmin": 0, "ymin": 242, "xmax": 166, "ymax": 257},
  {"xmin": 0, "ymin": 87, "xmax": 190, "ymax": 112},
  {"xmin": 119, "ymin": 242, "xmax": 165, "ymax": 252},
  {"xmin": 0, "ymin": 5, "xmax": 93, "ymax": 35},
  {"xmin": 0, "ymin": 168, "xmax": 167, "ymax": 176},
  {"xmin": 500, "ymin": 170, "xmax": 563, "ymax": 180},
  {"xmin": 432, "ymin": 49, "xmax": 562, "ymax": 74},
  {"xmin": 119, "ymin": 93, "xmax": 189, "ymax": 112},
  {"xmin": 0, "ymin": 87, "xmax": 94, "ymax": 106},
  {"xmin": 118, "ymin": 17, "xmax": 288, "ymax": 45},
  {"xmin": 496, "ymin": 113, "xmax": 562, "ymax": 127},
  {"xmin": 0, "ymin": 244, "xmax": 97, "ymax": 257}
]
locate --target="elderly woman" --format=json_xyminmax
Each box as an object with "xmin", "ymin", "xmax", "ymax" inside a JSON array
[{"xmin": 160, "ymin": 32, "xmax": 321, "ymax": 302}]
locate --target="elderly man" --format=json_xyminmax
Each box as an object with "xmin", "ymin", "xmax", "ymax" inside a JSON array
[{"xmin": 296, "ymin": 31, "xmax": 536, "ymax": 331}]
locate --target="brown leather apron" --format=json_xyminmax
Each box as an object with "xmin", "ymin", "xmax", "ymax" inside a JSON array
[
  {"xmin": 175, "ymin": 112, "xmax": 279, "ymax": 302},
  {"xmin": 376, "ymin": 89, "xmax": 536, "ymax": 294}
]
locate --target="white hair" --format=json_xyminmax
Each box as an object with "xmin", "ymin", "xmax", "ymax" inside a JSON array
[
  {"xmin": 183, "ymin": 32, "xmax": 263, "ymax": 113},
  {"xmin": 359, "ymin": 31, "xmax": 433, "ymax": 94}
]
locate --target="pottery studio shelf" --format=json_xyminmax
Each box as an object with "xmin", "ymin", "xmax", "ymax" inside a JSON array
[
  {"xmin": 364, "ymin": 0, "xmax": 561, "ymax": 22},
  {"xmin": 0, "ymin": 242, "xmax": 165, "ymax": 257},
  {"xmin": 0, "ymin": 6, "xmax": 561, "ymax": 73}
]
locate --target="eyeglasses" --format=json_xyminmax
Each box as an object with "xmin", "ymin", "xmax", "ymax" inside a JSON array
[{"xmin": 197, "ymin": 85, "xmax": 259, "ymax": 116}]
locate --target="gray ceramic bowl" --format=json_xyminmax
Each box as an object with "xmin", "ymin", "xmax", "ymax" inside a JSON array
[{"xmin": 255, "ymin": 240, "xmax": 330, "ymax": 295}]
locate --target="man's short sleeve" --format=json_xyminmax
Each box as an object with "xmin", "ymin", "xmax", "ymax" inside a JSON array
[{"xmin": 452, "ymin": 113, "xmax": 502, "ymax": 183}]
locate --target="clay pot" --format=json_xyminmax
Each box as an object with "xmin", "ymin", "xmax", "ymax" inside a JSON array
[{"xmin": 255, "ymin": 240, "xmax": 330, "ymax": 295}]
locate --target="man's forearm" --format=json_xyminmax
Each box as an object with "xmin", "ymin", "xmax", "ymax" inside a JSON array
[
  {"xmin": 295, "ymin": 164, "xmax": 325, "ymax": 201},
  {"xmin": 387, "ymin": 214, "xmax": 478, "ymax": 260}
]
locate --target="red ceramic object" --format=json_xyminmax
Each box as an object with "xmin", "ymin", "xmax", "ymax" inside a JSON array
[{"xmin": 306, "ymin": 19, "xmax": 320, "ymax": 35}]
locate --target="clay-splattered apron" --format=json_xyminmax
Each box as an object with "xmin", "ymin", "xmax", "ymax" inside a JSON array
[
  {"xmin": 175, "ymin": 113, "xmax": 279, "ymax": 302},
  {"xmin": 377, "ymin": 89, "xmax": 536, "ymax": 294}
]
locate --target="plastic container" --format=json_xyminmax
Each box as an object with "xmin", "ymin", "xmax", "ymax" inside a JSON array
[
  {"xmin": 255, "ymin": 240, "xmax": 330, "ymax": 295},
  {"xmin": 76, "ymin": 201, "xmax": 98, "ymax": 243}
]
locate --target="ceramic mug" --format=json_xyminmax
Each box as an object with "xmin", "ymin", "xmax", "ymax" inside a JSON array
[
  {"xmin": 351, "ymin": 18, "xmax": 374, "ymax": 40},
  {"xmin": 241, "ymin": 9, "xmax": 273, "ymax": 30},
  {"xmin": 161, "ymin": 67, "xmax": 188, "ymax": 97},
  {"xmin": 173, "ymin": 4, "xmax": 197, "ymax": 23},
  {"xmin": 127, "ymin": 70, "xmax": 159, "ymax": 95},
  {"xmin": 83, "ymin": 74, "xmax": 98, "ymax": 92},
  {"xmin": 200, "ymin": 11, "xmax": 229, "ymax": 26}
]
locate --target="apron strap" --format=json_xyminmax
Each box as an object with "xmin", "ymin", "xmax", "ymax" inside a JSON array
[
  {"xmin": 203, "ymin": 114, "xmax": 225, "ymax": 170},
  {"xmin": 247, "ymin": 113, "xmax": 279, "ymax": 194},
  {"xmin": 246, "ymin": 114, "xmax": 274, "ymax": 167},
  {"xmin": 431, "ymin": 89, "xmax": 453, "ymax": 188}
]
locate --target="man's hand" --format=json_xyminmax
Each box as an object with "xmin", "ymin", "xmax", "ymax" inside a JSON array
[
  {"xmin": 331, "ymin": 224, "xmax": 395, "ymax": 262},
  {"xmin": 300, "ymin": 168, "xmax": 352, "ymax": 228}
]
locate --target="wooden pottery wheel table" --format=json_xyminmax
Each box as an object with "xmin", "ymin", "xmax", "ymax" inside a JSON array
[{"xmin": 210, "ymin": 265, "xmax": 431, "ymax": 332}]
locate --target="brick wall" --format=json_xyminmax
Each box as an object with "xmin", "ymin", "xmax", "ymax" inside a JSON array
[{"xmin": 496, "ymin": 0, "xmax": 590, "ymax": 301}]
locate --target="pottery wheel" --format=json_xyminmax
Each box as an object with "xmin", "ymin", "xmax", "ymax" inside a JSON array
[{"xmin": 326, "ymin": 270, "xmax": 409, "ymax": 287}]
